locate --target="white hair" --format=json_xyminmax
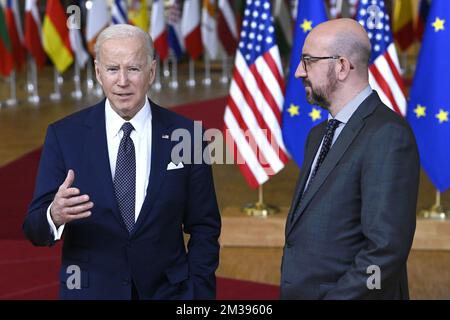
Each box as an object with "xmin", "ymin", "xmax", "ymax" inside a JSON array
[{"xmin": 95, "ymin": 24, "xmax": 154, "ymax": 64}]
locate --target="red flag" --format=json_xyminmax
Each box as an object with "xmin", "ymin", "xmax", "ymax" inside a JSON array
[
  {"xmin": 24, "ymin": 0, "xmax": 46, "ymax": 68},
  {"xmin": 181, "ymin": 0, "xmax": 203, "ymax": 59},
  {"xmin": 5, "ymin": 0, "xmax": 26, "ymax": 70},
  {"xmin": 150, "ymin": 0, "xmax": 169, "ymax": 60},
  {"xmin": 218, "ymin": 0, "xmax": 238, "ymax": 55}
]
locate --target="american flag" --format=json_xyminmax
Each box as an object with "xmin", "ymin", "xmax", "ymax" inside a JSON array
[
  {"xmin": 356, "ymin": 0, "xmax": 407, "ymax": 116},
  {"xmin": 223, "ymin": 0, "xmax": 288, "ymax": 188}
]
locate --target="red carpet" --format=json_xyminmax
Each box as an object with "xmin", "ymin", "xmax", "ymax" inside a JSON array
[
  {"xmin": 0, "ymin": 96, "xmax": 279, "ymax": 299},
  {"xmin": 0, "ymin": 148, "xmax": 41, "ymax": 239},
  {"xmin": 217, "ymin": 277, "xmax": 279, "ymax": 300},
  {"xmin": 0, "ymin": 240, "xmax": 61, "ymax": 299}
]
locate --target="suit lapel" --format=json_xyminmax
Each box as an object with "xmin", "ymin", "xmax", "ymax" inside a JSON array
[
  {"xmin": 285, "ymin": 123, "xmax": 325, "ymax": 232},
  {"xmin": 132, "ymin": 101, "xmax": 173, "ymax": 235},
  {"xmin": 84, "ymin": 102, "xmax": 123, "ymax": 227},
  {"xmin": 287, "ymin": 92, "xmax": 380, "ymax": 236}
]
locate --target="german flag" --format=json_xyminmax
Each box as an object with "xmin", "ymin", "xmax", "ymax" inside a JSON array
[{"xmin": 42, "ymin": 0, "xmax": 73, "ymax": 73}]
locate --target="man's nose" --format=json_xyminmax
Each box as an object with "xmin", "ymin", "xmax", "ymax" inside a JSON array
[
  {"xmin": 117, "ymin": 69, "xmax": 129, "ymax": 86},
  {"xmin": 295, "ymin": 62, "xmax": 307, "ymax": 79}
]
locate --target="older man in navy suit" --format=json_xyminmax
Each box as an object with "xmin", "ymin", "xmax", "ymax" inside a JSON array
[
  {"xmin": 281, "ymin": 19, "xmax": 420, "ymax": 299},
  {"xmin": 23, "ymin": 24, "xmax": 221, "ymax": 300}
]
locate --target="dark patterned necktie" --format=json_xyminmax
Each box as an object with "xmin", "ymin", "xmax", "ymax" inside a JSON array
[
  {"xmin": 114, "ymin": 122, "xmax": 136, "ymax": 233},
  {"xmin": 291, "ymin": 119, "xmax": 341, "ymax": 222},
  {"xmin": 306, "ymin": 119, "xmax": 341, "ymax": 190}
]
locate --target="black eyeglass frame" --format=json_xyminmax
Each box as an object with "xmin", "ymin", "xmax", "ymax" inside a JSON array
[{"xmin": 300, "ymin": 55, "xmax": 341, "ymax": 72}]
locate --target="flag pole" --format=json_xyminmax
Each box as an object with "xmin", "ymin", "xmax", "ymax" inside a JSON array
[
  {"xmin": 27, "ymin": 57, "xmax": 40, "ymax": 105},
  {"xmin": 220, "ymin": 52, "xmax": 229, "ymax": 84},
  {"xmin": 6, "ymin": 71, "xmax": 18, "ymax": 106},
  {"xmin": 153, "ymin": 55, "xmax": 162, "ymax": 91},
  {"xmin": 71, "ymin": 63, "xmax": 83, "ymax": 100},
  {"xmin": 186, "ymin": 58, "xmax": 196, "ymax": 87},
  {"xmin": 400, "ymin": 51, "xmax": 408, "ymax": 77},
  {"xmin": 419, "ymin": 190, "xmax": 449, "ymax": 220},
  {"xmin": 168, "ymin": 54, "xmax": 179, "ymax": 89},
  {"xmin": 202, "ymin": 54, "xmax": 212, "ymax": 86},
  {"xmin": 163, "ymin": 58, "xmax": 170, "ymax": 78},
  {"xmin": 50, "ymin": 67, "xmax": 62, "ymax": 101},
  {"xmin": 26, "ymin": 55, "xmax": 35, "ymax": 94},
  {"xmin": 86, "ymin": 59, "xmax": 95, "ymax": 92},
  {"xmin": 259, "ymin": 184, "xmax": 264, "ymax": 204},
  {"xmin": 243, "ymin": 185, "xmax": 280, "ymax": 217}
]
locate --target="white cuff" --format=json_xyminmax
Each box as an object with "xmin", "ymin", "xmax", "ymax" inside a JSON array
[{"xmin": 46, "ymin": 202, "xmax": 65, "ymax": 241}]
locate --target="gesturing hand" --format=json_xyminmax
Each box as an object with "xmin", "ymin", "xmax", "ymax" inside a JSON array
[{"xmin": 50, "ymin": 170, "xmax": 93, "ymax": 228}]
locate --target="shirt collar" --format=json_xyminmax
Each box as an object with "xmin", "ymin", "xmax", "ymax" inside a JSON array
[
  {"xmin": 328, "ymin": 85, "xmax": 372, "ymax": 124},
  {"xmin": 105, "ymin": 97, "xmax": 152, "ymax": 138}
]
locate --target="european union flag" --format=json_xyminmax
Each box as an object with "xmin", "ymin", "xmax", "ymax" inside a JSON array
[
  {"xmin": 281, "ymin": 0, "xmax": 328, "ymax": 167},
  {"xmin": 407, "ymin": 0, "xmax": 450, "ymax": 192}
]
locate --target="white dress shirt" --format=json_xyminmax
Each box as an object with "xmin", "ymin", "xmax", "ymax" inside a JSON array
[{"xmin": 47, "ymin": 98, "xmax": 152, "ymax": 240}]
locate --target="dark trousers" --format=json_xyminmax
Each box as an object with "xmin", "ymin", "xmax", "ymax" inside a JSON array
[{"xmin": 131, "ymin": 281, "xmax": 140, "ymax": 300}]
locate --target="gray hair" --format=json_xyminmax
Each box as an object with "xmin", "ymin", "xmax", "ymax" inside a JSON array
[{"xmin": 94, "ymin": 24, "xmax": 154, "ymax": 64}]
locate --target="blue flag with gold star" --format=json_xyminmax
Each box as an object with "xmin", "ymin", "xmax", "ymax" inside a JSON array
[
  {"xmin": 281, "ymin": 0, "xmax": 328, "ymax": 167},
  {"xmin": 407, "ymin": 0, "xmax": 450, "ymax": 192}
]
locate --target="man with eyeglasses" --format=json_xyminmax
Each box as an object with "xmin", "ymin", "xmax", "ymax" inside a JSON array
[{"xmin": 281, "ymin": 18, "xmax": 420, "ymax": 299}]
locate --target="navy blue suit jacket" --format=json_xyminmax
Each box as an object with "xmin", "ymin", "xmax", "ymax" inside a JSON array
[
  {"xmin": 23, "ymin": 99, "xmax": 221, "ymax": 300},
  {"xmin": 281, "ymin": 92, "xmax": 420, "ymax": 299}
]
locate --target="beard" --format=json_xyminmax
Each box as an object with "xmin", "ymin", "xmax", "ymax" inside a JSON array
[{"xmin": 303, "ymin": 65, "xmax": 338, "ymax": 110}]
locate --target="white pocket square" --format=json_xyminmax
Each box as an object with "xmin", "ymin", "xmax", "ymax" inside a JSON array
[{"xmin": 167, "ymin": 162, "xmax": 184, "ymax": 170}]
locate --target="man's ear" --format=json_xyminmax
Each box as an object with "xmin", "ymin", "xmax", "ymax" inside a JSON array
[
  {"xmin": 94, "ymin": 60, "xmax": 103, "ymax": 86},
  {"xmin": 148, "ymin": 59, "xmax": 157, "ymax": 86},
  {"xmin": 337, "ymin": 57, "xmax": 352, "ymax": 81}
]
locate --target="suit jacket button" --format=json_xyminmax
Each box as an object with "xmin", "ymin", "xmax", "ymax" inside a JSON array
[
  {"xmin": 123, "ymin": 278, "xmax": 130, "ymax": 285},
  {"xmin": 286, "ymin": 241, "xmax": 292, "ymax": 248}
]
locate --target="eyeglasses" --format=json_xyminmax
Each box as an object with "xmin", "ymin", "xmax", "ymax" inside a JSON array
[{"xmin": 301, "ymin": 55, "xmax": 340, "ymax": 72}]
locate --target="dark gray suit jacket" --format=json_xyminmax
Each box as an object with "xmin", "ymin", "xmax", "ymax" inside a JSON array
[{"xmin": 281, "ymin": 91, "xmax": 420, "ymax": 299}]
